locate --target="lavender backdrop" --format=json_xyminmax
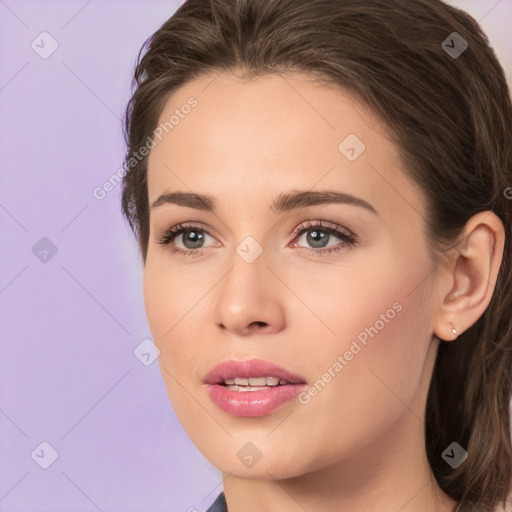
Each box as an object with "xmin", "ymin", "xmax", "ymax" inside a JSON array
[{"xmin": 0, "ymin": 1, "xmax": 510, "ymax": 511}]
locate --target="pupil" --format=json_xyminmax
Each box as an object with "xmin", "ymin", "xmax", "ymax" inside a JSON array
[
  {"xmin": 307, "ymin": 230, "xmax": 328, "ymax": 248},
  {"xmin": 184, "ymin": 230, "xmax": 204, "ymax": 249}
]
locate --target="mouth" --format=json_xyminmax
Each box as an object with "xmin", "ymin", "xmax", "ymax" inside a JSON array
[
  {"xmin": 203, "ymin": 359, "xmax": 307, "ymax": 417},
  {"xmin": 219, "ymin": 376, "xmax": 294, "ymax": 391}
]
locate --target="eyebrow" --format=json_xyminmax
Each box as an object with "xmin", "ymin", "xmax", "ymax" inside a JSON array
[{"xmin": 150, "ymin": 189, "xmax": 378, "ymax": 215}]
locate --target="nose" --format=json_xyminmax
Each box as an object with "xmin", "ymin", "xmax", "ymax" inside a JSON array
[{"xmin": 213, "ymin": 251, "xmax": 286, "ymax": 337}]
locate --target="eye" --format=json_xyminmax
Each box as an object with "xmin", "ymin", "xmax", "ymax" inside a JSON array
[
  {"xmin": 290, "ymin": 220, "xmax": 357, "ymax": 256},
  {"xmin": 156, "ymin": 223, "xmax": 218, "ymax": 258},
  {"xmin": 156, "ymin": 220, "xmax": 357, "ymax": 258}
]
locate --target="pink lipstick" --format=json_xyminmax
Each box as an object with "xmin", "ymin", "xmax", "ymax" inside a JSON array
[{"xmin": 204, "ymin": 358, "xmax": 307, "ymax": 417}]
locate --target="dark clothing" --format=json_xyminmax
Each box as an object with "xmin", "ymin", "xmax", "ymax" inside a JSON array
[
  {"xmin": 205, "ymin": 492, "xmax": 478, "ymax": 512},
  {"xmin": 205, "ymin": 492, "xmax": 227, "ymax": 512}
]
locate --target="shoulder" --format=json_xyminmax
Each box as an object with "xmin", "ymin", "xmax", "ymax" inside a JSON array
[{"xmin": 205, "ymin": 492, "xmax": 227, "ymax": 512}]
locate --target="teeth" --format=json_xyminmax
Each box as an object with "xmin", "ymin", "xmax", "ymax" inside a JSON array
[
  {"xmin": 222, "ymin": 376, "xmax": 288, "ymax": 387},
  {"xmin": 225, "ymin": 385, "xmax": 269, "ymax": 392},
  {"xmin": 249, "ymin": 377, "xmax": 267, "ymax": 386}
]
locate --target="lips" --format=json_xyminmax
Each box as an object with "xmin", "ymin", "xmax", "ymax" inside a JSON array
[
  {"xmin": 204, "ymin": 358, "xmax": 307, "ymax": 386},
  {"xmin": 204, "ymin": 358, "xmax": 307, "ymax": 417}
]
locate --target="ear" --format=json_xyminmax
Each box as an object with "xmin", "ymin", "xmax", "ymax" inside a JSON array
[{"xmin": 433, "ymin": 211, "xmax": 505, "ymax": 342}]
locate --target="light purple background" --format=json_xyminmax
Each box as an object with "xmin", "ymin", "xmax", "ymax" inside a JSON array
[{"xmin": 0, "ymin": 1, "xmax": 510, "ymax": 511}]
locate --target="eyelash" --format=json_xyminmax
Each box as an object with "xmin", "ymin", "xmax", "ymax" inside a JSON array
[{"xmin": 156, "ymin": 220, "xmax": 358, "ymax": 258}]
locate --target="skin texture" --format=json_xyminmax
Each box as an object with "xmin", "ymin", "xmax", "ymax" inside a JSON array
[{"xmin": 143, "ymin": 71, "xmax": 504, "ymax": 512}]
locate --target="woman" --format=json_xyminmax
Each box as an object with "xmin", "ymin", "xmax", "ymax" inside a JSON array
[{"xmin": 120, "ymin": 0, "xmax": 512, "ymax": 510}]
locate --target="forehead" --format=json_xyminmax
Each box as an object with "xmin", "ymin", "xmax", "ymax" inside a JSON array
[{"xmin": 146, "ymin": 71, "xmax": 422, "ymax": 219}]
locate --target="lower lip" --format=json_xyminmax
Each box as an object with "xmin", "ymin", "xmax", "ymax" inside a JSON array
[{"xmin": 206, "ymin": 383, "xmax": 307, "ymax": 417}]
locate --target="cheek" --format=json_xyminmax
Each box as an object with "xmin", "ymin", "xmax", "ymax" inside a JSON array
[
  {"xmin": 289, "ymin": 241, "xmax": 432, "ymax": 354},
  {"xmin": 143, "ymin": 263, "xmax": 201, "ymax": 367},
  {"xmin": 298, "ymin": 251, "xmax": 433, "ymax": 418},
  {"xmin": 273, "ymin": 257, "xmax": 434, "ymax": 469},
  {"xmin": 335, "ymin": 291, "xmax": 430, "ymax": 399},
  {"xmin": 143, "ymin": 263, "xmax": 208, "ymax": 419},
  {"xmin": 290, "ymin": 239, "xmax": 432, "ymax": 385},
  {"xmin": 143, "ymin": 264, "xmax": 172, "ymax": 342}
]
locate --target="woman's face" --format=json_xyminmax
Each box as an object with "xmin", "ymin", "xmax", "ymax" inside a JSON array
[{"xmin": 144, "ymin": 71, "xmax": 444, "ymax": 479}]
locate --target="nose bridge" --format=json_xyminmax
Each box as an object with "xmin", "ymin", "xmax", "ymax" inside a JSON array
[
  {"xmin": 220, "ymin": 237, "xmax": 271, "ymax": 310},
  {"xmin": 213, "ymin": 236, "xmax": 286, "ymax": 334}
]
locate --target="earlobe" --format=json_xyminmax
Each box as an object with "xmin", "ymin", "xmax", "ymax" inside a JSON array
[{"xmin": 433, "ymin": 212, "xmax": 505, "ymax": 342}]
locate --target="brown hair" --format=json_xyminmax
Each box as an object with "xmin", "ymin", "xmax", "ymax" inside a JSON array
[{"xmin": 120, "ymin": 0, "xmax": 512, "ymax": 508}]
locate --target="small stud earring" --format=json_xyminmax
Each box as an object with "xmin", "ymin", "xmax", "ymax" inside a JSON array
[{"xmin": 452, "ymin": 327, "xmax": 457, "ymax": 336}]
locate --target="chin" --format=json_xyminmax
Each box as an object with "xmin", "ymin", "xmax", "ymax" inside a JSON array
[{"xmin": 202, "ymin": 443, "xmax": 316, "ymax": 480}]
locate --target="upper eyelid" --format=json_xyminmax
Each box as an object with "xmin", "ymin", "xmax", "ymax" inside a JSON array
[{"xmin": 295, "ymin": 220, "xmax": 354, "ymax": 236}]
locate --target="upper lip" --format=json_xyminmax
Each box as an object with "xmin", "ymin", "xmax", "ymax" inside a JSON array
[{"xmin": 204, "ymin": 358, "xmax": 307, "ymax": 385}]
